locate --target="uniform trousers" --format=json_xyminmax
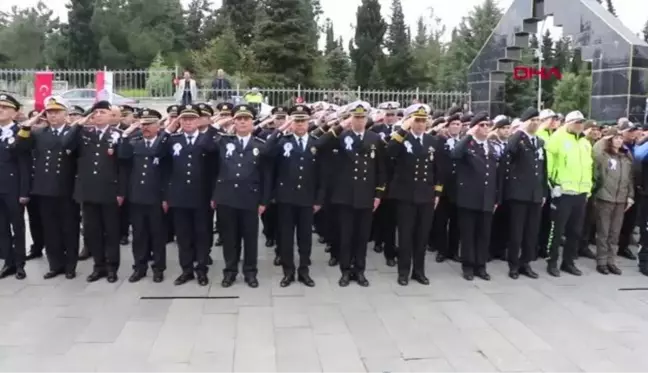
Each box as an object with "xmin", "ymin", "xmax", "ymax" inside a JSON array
[
  {"xmin": 593, "ymin": 200, "xmax": 625, "ymax": 266},
  {"xmin": 323, "ymin": 204, "xmax": 340, "ymax": 260},
  {"xmin": 489, "ymin": 203, "xmax": 508, "ymax": 259},
  {"xmin": 131, "ymin": 203, "xmax": 167, "ymax": 273},
  {"xmin": 458, "ymin": 207, "xmax": 493, "ymax": 271},
  {"xmin": 338, "ymin": 206, "xmax": 373, "ymax": 274},
  {"xmin": 27, "ymin": 196, "xmax": 45, "ymax": 253},
  {"xmin": 119, "ymin": 202, "xmax": 130, "ymax": 239},
  {"xmin": 261, "ymin": 203, "xmax": 278, "ymax": 242},
  {"xmin": 431, "ymin": 196, "xmax": 459, "ymax": 257},
  {"xmin": 219, "ymin": 205, "xmax": 258, "ymax": 276},
  {"xmin": 40, "ymin": 196, "xmax": 79, "ymax": 272},
  {"xmin": 83, "ymin": 202, "xmax": 120, "ymax": 272},
  {"xmin": 373, "ymin": 199, "xmax": 397, "ymax": 260},
  {"xmin": 507, "ymin": 201, "xmax": 542, "ymax": 270},
  {"xmin": 537, "ymin": 192, "xmax": 553, "ymax": 257},
  {"xmin": 396, "ymin": 201, "xmax": 434, "ymax": 277},
  {"xmin": 547, "ymin": 194, "xmax": 587, "ymax": 267},
  {"xmin": 0, "ymin": 193, "xmax": 26, "ymax": 268},
  {"xmin": 173, "ymin": 207, "xmax": 209, "ymax": 274},
  {"xmin": 578, "ymin": 197, "xmax": 597, "ymax": 251},
  {"xmin": 277, "ymin": 204, "xmax": 313, "ymax": 275},
  {"xmin": 618, "ymin": 200, "xmax": 638, "ymax": 251}
]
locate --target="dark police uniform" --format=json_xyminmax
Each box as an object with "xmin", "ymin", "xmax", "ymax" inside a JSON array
[
  {"xmin": 487, "ymin": 117, "xmax": 511, "ymax": 261},
  {"xmin": 26, "ymin": 142, "xmax": 45, "ymax": 260},
  {"xmin": 197, "ymin": 102, "xmax": 219, "ymax": 254},
  {"xmin": 266, "ymin": 105, "xmax": 321, "ymax": 287},
  {"xmin": 451, "ymin": 112, "xmax": 500, "ymax": 281},
  {"xmin": 61, "ymin": 100, "xmax": 126, "ymax": 283},
  {"xmin": 118, "ymin": 109, "xmax": 168, "ymax": 283},
  {"xmin": 212, "ymin": 102, "xmax": 234, "ymax": 247},
  {"xmin": 0, "ymin": 94, "xmax": 30, "ymax": 279},
  {"xmin": 503, "ymin": 108, "xmax": 546, "ymax": 279},
  {"xmin": 117, "ymin": 105, "xmax": 137, "ymax": 245},
  {"xmin": 316, "ymin": 101, "xmax": 386, "ymax": 287},
  {"xmin": 212, "ymin": 105, "xmax": 271, "ymax": 288},
  {"xmin": 20, "ymin": 97, "xmax": 80, "ymax": 278},
  {"xmin": 387, "ymin": 105, "xmax": 439, "ymax": 286},
  {"xmin": 164, "ymin": 105, "xmax": 180, "ymax": 244}
]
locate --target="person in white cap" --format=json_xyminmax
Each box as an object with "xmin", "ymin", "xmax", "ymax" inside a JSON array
[
  {"xmin": 544, "ymin": 110, "xmax": 593, "ymax": 277},
  {"xmin": 537, "ymin": 109, "xmax": 560, "ymax": 142},
  {"xmin": 537, "ymin": 108, "xmax": 560, "ymax": 258}
]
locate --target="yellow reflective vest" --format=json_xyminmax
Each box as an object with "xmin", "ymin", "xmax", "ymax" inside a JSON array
[{"xmin": 546, "ymin": 126, "xmax": 593, "ymax": 195}]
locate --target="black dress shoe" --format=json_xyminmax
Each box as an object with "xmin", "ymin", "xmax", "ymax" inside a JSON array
[
  {"xmin": 128, "ymin": 271, "xmax": 146, "ymax": 283},
  {"xmin": 338, "ymin": 273, "xmax": 351, "ymax": 287},
  {"xmin": 475, "ymin": 268, "xmax": 491, "ymax": 281},
  {"xmin": 324, "ymin": 245, "xmax": 331, "ymax": 253},
  {"xmin": 607, "ymin": 264, "xmax": 622, "ymax": 275},
  {"xmin": 26, "ymin": 251, "xmax": 43, "ymax": 261},
  {"xmin": 328, "ymin": 257, "xmax": 338, "ymax": 267},
  {"xmin": 355, "ymin": 273, "xmax": 370, "ymax": 287},
  {"xmin": 298, "ymin": 273, "xmax": 315, "ymax": 287},
  {"xmin": 435, "ymin": 253, "xmax": 446, "ymax": 263},
  {"xmin": 15, "ymin": 268, "xmax": 26, "ymax": 280},
  {"xmin": 197, "ymin": 273, "xmax": 209, "ymax": 286},
  {"xmin": 618, "ymin": 247, "xmax": 637, "ymax": 260},
  {"xmin": 265, "ymin": 239, "xmax": 275, "ymax": 247},
  {"xmin": 280, "ymin": 274, "xmax": 295, "ymax": 287},
  {"xmin": 221, "ymin": 274, "xmax": 236, "ymax": 287},
  {"xmin": 640, "ymin": 268, "xmax": 648, "ymax": 277},
  {"xmin": 385, "ymin": 258, "xmax": 397, "ymax": 267},
  {"xmin": 86, "ymin": 271, "xmax": 107, "ymax": 282},
  {"xmin": 519, "ymin": 265, "xmax": 539, "ymax": 279},
  {"xmin": 397, "ymin": 276, "xmax": 408, "ymax": 286},
  {"xmin": 120, "ymin": 236, "xmax": 129, "ymax": 245},
  {"xmin": 450, "ymin": 254, "xmax": 460, "ymax": 262},
  {"xmin": 214, "ymin": 236, "xmax": 223, "ymax": 246},
  {"xmin": 560, "ymin": 263, "xmax": 582, "ymax": 276},
  {"xmin": 426, "ymin": 245, "xmax": 436, "ymax": 253},
  {"xmin": 508, "ymin": 270, "xmax": 519, "ymax": 279},
  {"xmin": 547, "ymin": 265, "xmax": 561, "ymax": 277},
  {"xmin": 174, "ymin": 272, "xmax": 195, "ymax": 286},
  {"xmin": 317, "ymin": 236, "xmax": 326, "ymax": 244},
  {"xmin": 578, "ymin": 248, "xmax": 596, "ymax": 259},
  {"xmin": 0, "ymin": 267, "xmax": 15, "ymax": 280},
  {"xmin": 596, "ymin": 265, "xmax": 609, "ymax": 275},
  {"xmin": 153, "ymin": 271, "xmax": 164, "ymax": 283},
  {"xmin": 462, "ymin": 272, "xmax": 474, "ymax": 281},
  {"xmin": 273, "ymin": 256, "xmax": 281, "ymax": 266},
  {"xmin": 78, "ymin": 248, "xmax": 90, "ymax": 261},
  {"xmin": 244, "ymin": 275, "xmax": 259, "ymax": 288},
  {"xmin": 373, "ymin": 244, "xmax": 383, "ymax": 253},
  {"xmin": 107, "ymin": 272, "xmax": 118, "ymax": 283},
  {"xmin": 412, "ymin": 274, "xmax": 430, "ymax": 285},
  {"xmin": 65, "ymin": 271, "xmax": 76, "ymax": 280},
  {"xmin": 43, "ymin": 269, "xmax": 64, "ymax": 280}
]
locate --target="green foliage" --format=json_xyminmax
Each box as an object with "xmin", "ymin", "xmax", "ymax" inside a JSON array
[
  {"xmin": 383, "ymin": 0, "xmax": 414, "ymax": 89},
  {"xmin": 66, "ymin": 0, "xmax": 98, "ymax": 68},
  {"xmin": 145, "ymin": 52, "xmax": 173, "ymax": 97},
  {"xmin": 552, "ymin": 72, "xmax": 591, "ymax": 115},
  {"xmin": 605, "ymin": 0, "xmax": 616, "ymax": 16},
  {"xmin": 349, "ymin": 0, "xmax": 386, "ymax": 88},
  {"xmin": 643, "ymin": 20, "xmax": 648, "ymax": 43}
]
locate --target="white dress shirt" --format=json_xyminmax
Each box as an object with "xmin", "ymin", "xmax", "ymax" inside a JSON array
[
  {"xmin": 294, "ymin": 134, "xmax": 308, "ymax": 150},
  {"xmin": 237, "ymin": 134, "xmax": 251, "ymax": 148}
]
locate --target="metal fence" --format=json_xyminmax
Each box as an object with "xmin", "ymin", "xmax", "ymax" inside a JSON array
[{"xmin": 0, "ymin": 68, "xmax": 471, "ymax": 110}]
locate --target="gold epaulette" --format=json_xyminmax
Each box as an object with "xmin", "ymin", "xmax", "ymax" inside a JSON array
[
  {"xmin": 17, "ymin": 129, "xmax": 30, "ymax": 138},
  {"xmin": 390, "ymin": 131, "xmax": 404, "ymax": 143},
  {"xmin": 434, "ymin": 185, "xmax": 443, "ymax": 192}
]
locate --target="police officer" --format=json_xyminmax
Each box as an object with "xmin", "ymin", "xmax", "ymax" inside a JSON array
[
  {"xmin": 197, "ymin": 102, "xmax": 218, "ymax": 258},
  {"xmin": 25, "ymin": 114, "xmax": 46, "ymax": 261},
  {"xmin": 117, "ymin": 105, "xmax": 137, "ymax": 245},
  {"xmin": 212, "ymin": 102, "xmax": 234, "ymax": 247},
  {"xmin": 387, "ymin": 104, "xmax": 439, "ymax": 286},
  {"xmin": 488, "ymin": 115, "xmax": 511, "ymax": 261},
  {"xmin": 503, "ymin": 107, "xmax": 546, "ymax": 279},
  {"xmin": 370, "ymin": 101, "xmax": 399, "ymax": 265},
  {"xmin": 163, "ymin": 104, "xmax": 179, "ymax": 244},
  {"xmin": 317, "ymin": 101, "xmax": 386, "ymax": 287},
  {"xmin": 119, "ymin": 105, "xmax": 136, "ymax": 131},
  {"xmin": 163, "ymin": 105, "xmax": 213, "ymax": 286},
  {"xmin": 60, "ymin": 100, "xmax": 126, "ymax": 283},
  {"xmin": 118, "ymin": 108, "xmax": 168, "ymax": 283},
  {"xmin": 212, "ymin": 104, "xmax": 270, "ymax": 288},
  {"xmin": 69, "ymin": 106, "xmax": 85, "ymax": 121},
  {"xmin": 0, "ymin": 94, "xmax": 30, "ymax": 279},
  {"xmin": 452, "ymin": 112, "xmax": 499, "ymax": 281},
  {"xmin": 18, "ymin": 96, "xmax": 81, "ymax": 279},
  {"xmin": 267, "ymin": 104, "xmax": 320, "ymax": 288}
]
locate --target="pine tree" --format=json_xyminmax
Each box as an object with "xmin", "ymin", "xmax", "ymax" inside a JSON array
[
  {"xmin": 324, "ymin": 19, "xmax": 337, "ymax": 54},
  {"xmin": 413, "ymin": 16, "xmax": 427, "ymax": 49},
  {"xmin": 384, "ymin": 0, "xmax": 414, "ymax": 89},
  {"xmin": 185, "ymin": 0, "xmax": 210, "ymax": 50},
  {"xmin": 605, "ymin": 0, "xmax": 616, "ymax": 16},
  {"xmin": 325, "ymin": 46, "xmax": 350, "ymax": 89},
  {"xmin": 643, "ymin": 19, "xmax": 648, "ymax": 43},
  {"xmin": 66, "ymin": 0, "xmax": 98, "ymax": 68},
  {"xmin": 220, "ymin": 0, "xmax": 257, "ymax": 46},
  {"xmin": 349, "ymin": 0, "xmax": 387, "ymax": 88},
  {"xmin": 540, "ymin": 29, "xmax": 557, "ymax": 107}
]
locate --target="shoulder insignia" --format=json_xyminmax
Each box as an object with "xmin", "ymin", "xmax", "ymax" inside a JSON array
[
  {"xmin": 170, "ymin": 133, "xmax": 183, "ymax": 137},
  {"xmin": 254, "ymin": 136, "xmax": 266, "ymax": 143}
]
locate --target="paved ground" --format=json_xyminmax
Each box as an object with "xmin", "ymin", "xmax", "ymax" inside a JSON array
[{"xmin": 1, "ymin": 234, "xmax": 648, "ymax": 372}]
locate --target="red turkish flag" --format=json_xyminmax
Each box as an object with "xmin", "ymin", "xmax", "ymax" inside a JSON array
[{"xmin": 34, "ymin": 71, "xmax": 54, "ymax": 111}]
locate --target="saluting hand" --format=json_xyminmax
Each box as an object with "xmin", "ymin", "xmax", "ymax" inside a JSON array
[
  {"xmin": 117, "ymin": 196, "xmax": 124, "ymax": 206},
  {"xmin": 21, "ymin": 110, "xmax": 45, "ymax": 128}
]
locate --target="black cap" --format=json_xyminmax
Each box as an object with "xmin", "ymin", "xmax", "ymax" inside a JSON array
[
  {"xmin": 493, "ymin": 116, "xmax": 511, "ymax": 129},
  {"xmin": 289, "ymin": 104, "xmax": 312, "ymax": 120},
  {"xmin": 446, "ymin": 106, "xmax": 462, "ymax": 117},
  {"xmin": 138, "ymin": 108, "xmax": 162, "ymax": 123},
  {"xmin": 460, "ymin": 113, "xmax": 474, "ymax": 123},
  {"xmin": 197, "ymin": 103, "xmax": 214, "ymax": 117},
  {"xmin": 120, "ymin": 105, "xmax": 135, "ymax": 114},
  {"xmin": 519, "ymin": 107, "xmax": 540, "ymax": 122},
  {"xmin": 470, "ymin": 112, "xmax": 490, "ymax": 127},
  {"xmin": 432, "ymin": 110, "xmax": 445, "ymax": 120},
  {"xmin": 69, "ymin": 105, "xmax": 85, "ymax": 116},
  {"xmin": 166, "ymin": 105, "xmax": 179, "ymax": 116},
  {"xmin": 179, "ymin": 104, "xmax": 201, "ymax": 117},
  {"xmin": 0, "ymin": 93, "xmax": 21, "ymax": 110},
  {"xmin": 90, "ymin": 100, "xmax": 112, "ymax": 112},
  {"xmin": 431, "ymin": 117, "xmax": 445, "ymax": 126},
  {"xmin": 232, "ymin": 104, "xmax": 257, "ymax": 119},
  {"xmin": 215, "ymin": 102, "xmax": 233, "ymax": 114},
  {"xmin": 271, "ymin": 106, "xmax": 289, "ymax": 117}
]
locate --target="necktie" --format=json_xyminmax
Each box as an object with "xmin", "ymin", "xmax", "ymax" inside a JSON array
[
  {"xmin": 187, "ymin": 135, "xmax": 193, "ymax": 145},
  {"xmin": 418, "ymin": 136, "xmax": 423, "ymax": 146},
  {"xmin": 298, "ymin": 137, "xmax": 303, "ymax": 151},
  {"xmin": 239, "ymin": 138, "xmax": 244, "ymax": 148},
  {"xmin": 531, "ymin": 137, "xmax": 537, "ymax": 148},
  {"xmin": 145, "ymin": 140, "xmax": 151, "ymax": 148}
]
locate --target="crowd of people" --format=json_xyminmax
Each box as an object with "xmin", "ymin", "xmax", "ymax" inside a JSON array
[{"xmin": 0, "ymin": 91, "xmax": 646, "ymax": 289}]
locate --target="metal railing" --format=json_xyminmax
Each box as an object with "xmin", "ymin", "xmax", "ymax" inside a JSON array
[{"xmin": 0, "ymin": 68, "xmax": 471, "ymax": 111}]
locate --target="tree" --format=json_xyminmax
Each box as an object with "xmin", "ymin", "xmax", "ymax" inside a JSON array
[
  {"xmin": 552, "ymin": 71, "xmax": 591, "ymax": 115},
  {"xmin": 643, "ymin": 19, "xmax": 648, "ymax": 43},
  {"xmin": 145, "ymin": 52, "xmax": 173, "ymax": 96},
  {"xmin": 539, "ymin": 29, "xmax": 558, "ymax": 107},
  {"xmin": 192, "ymin": 24, "xmax": 243, "ymax": 79},
  {"xmin": 383, "ymin": 0, "xmax": 414, "ymax": 89},
  {"xmin": 218, "ymin": 0, "xmax": 257, "ymax": 46},
  {"xmin": 66, "ymin": 0, "xmax": 98, "ymax": 68},
  {"xmin": 324, "ymin": 19, "xmax": 337, "ymax": 54},
  {"xmin": 325, "ymin": 46, "xmax": 350, "ymax": 88},
  {"xmin": 349, "ymin": 0, "xmax": 387, "ymax": 88},
  {"xmin": 185, "ymin": 0, "xmax": 212, "ymax": 51},
  {"xmin": 605, "ymin": 0, "xmax": 616, "ymax": 16}
]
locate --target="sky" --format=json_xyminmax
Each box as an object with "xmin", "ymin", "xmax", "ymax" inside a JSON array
[{"xmin": 1, "ymin": 0, "xmax": 645, "ymax": 45}]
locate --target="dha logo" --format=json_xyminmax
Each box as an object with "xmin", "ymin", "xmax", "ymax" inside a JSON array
[{"xmin": 513, "ymin": 66, "xmax": 562, "ymax": 80}]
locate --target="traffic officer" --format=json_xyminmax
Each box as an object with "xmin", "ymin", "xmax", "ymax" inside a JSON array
[
  {"xmin": 61, "ymin": 100, "xmax": 126, "ymax": 283},
  {"xmin": 370, "ymin": 101, "xmax": 399, "ymax": 266},
  {"xmin": 119, "ymin": 108, "xmax": 168, "ymax": 283},
  {"xmin": 317, "ymin": 101, "xmax": 386, "ymax": 287},
  {"xmin": 18, "ymin": 96, "xmax": 81, "ymax": 279},
  {"xmin": 452, "ymin": 112, "xmax": 499, "ymax": 281},
  {"xmin": 503, "ymin": 107, "xmax": 546, "ymax": 279},
  {"xmin": 387, "ymin": 104, "xmax": 440, "ymax": 286},
  {"xmin": 163, "ymin": 105, "xmax": 213, "ymax": 286},
  {"xmin": 211, "ymin": 104, "xmax": 271, "ymax": 289},
  {"xmin": 0, "ymin": 94, "xmax": 30, "ymax": 280},
  {"xmin": 267, "ymin": 104, "xmax": 320, "ymax": 288}
]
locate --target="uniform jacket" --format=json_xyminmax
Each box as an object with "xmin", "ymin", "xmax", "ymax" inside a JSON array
[
  {"xmin": 118, "ymin": 134, "xmax": 169, "ymax": 205},
  {"xmin": 451, "ymin": 134, "xmax": 500, "ymax": 212},
  {"xmin": 386, "ymin": 129, "xmax": 439, "ymax": 204},
  {"xmin": 0, "ymin": 123, "xmax": 31, "ymax": 197},
  {"xmin": 436, "ymin": 135, "xmax": 460, "ymax": 201},
  {"xmin": 316, "ymin": 126, "xmax": 386, "ymax": 209},
  {"xmin": 593, "ymin": 138, "xmax": 634, "ymax": 203},
  {"xmin": 211, "ymin": 134, "xmax": 271, "ymax": 210},
  {"xmin": 60, "ymin": 125, "xmax": 127, "ymax": 204},
  {"xmin": 501, "ymin": 130, "xmax": 548, "ymax": 204},
  {"xmin": 266, "ymin": 131, "xmax": 322, "ymax": 207}
]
